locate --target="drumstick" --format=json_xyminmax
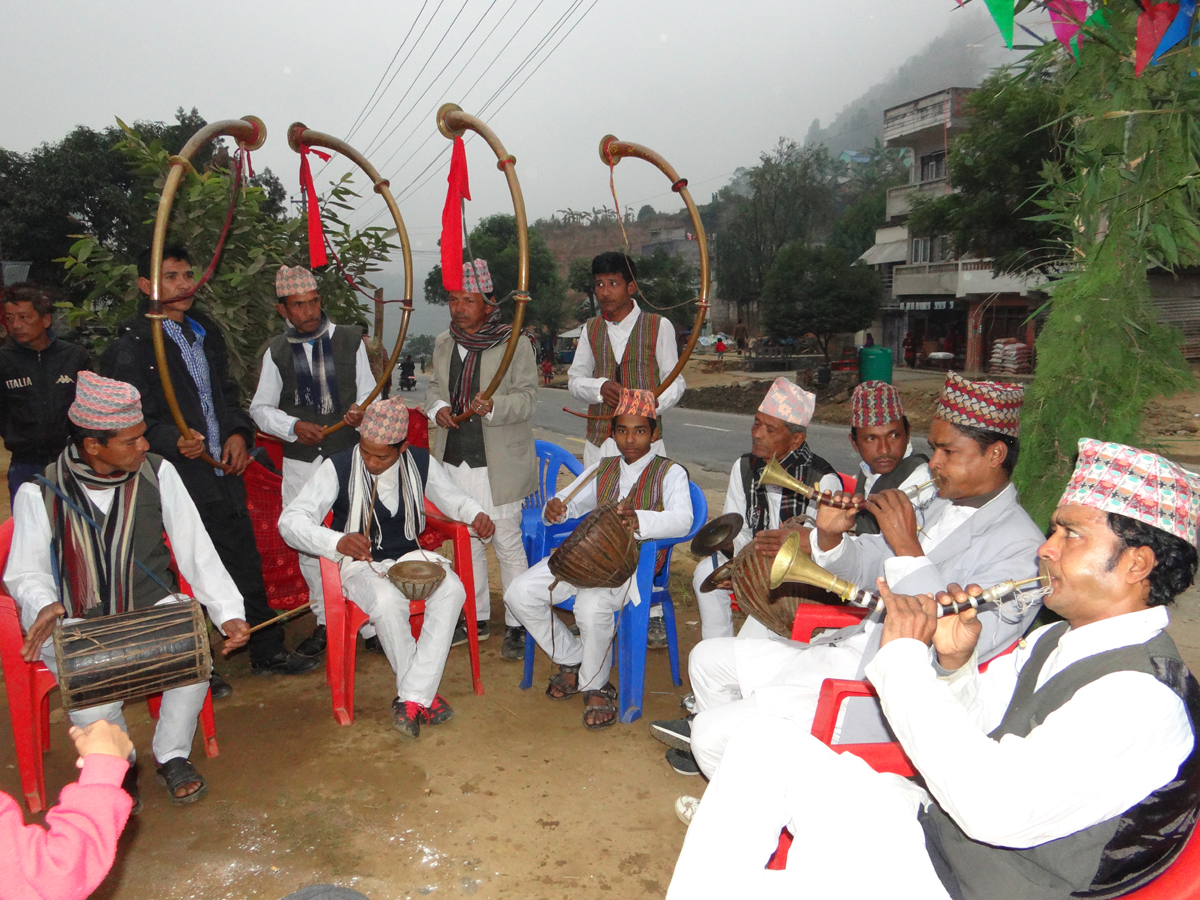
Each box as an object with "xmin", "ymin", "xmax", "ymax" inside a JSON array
[
  {"xmin": 558, "ymin": 467, "xmax": 601, "ymax": 505},
  {"xmin": 243, "ymin": 602, "xmax": 313, "ymax": 636}
]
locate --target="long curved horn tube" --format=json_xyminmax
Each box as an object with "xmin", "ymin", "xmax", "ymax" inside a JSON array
[
  {"xmin": 598, "ymin": 135, "xmax": 710, "ymax": 397},
  {"xmin": 286, "ymin": 123, "xmax": 415, "ymax": 438},
  {"xmin": 436, "ymin": 102, "xmax": 530, "ymax": 425},
  {"xmin": 148, "ymin": 116, "xmax": 267, "ymax": 472}
]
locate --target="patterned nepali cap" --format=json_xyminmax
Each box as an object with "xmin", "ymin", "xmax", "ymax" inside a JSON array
[
  {"xmin": 276, "ymin": 265, "xmax": 319, "ymax": 298},
  {"xmin": 1060, "ymin": 438, "xmax": 1200, "ymax": 546},
  {"xmin": 851, "ymin": 380, "xmax": 904, "ymax": 428},
  {"xmin": 613, "ymin": 388, "xmax": 657, "ymax": 420},
  {"xmin": 69, "ymin": 371, "xmax": 143, "ymax": 430},
  {"xmin": 462, "ymin": 259, "xmax": 494, "ymax": 299},
  {"xmin": 935, "ymin": 370, "xmax": 1024, "ymax": 437},
  {"xmin": 360, "ymin": 398, "xmax": 410, "ymax": 445},
  {"xmin": 759, "ymin": 377, "xmax": 815, "ymax": 427}
]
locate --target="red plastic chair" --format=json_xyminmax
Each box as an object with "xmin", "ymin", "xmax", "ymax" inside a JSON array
[
  {"xmin": 319, "ymin": 498, "xmax": 482, "ymax": 726},
  {"xmin": 0, "ymin": 518, "xmax": 217, "ymax": 813},
  {"xmin": 244, "ymin": 452, "xmax": 309, "ymax": 611}
]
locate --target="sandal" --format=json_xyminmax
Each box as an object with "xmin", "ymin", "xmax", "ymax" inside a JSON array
[
  {"xmin": 122, "ymin": 762, "xmax": 142, "ymax": 816},
  {"xmin": 546, "ymin": 664, "xmax": 581, "ymax": 700},
  {"xmin": 582, "ymin": 690, "xmax": 618, "ymax": 730},
  {"xmin": 156, "ymin": 757, "xmax": 208, "ymax": 805}
]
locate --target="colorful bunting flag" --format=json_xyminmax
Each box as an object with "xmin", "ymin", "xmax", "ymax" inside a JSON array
[
  {"xmin": 983, "ymin": 0, "xmax": 1016, "ymax": 49},
  {"xmin": 1136, "ymin": 1, "xmax": 1181, "ymax": 75},
  {"xmin": 1050, "ymin": 0, "xmax": 1089, "ymax": 56},
  {"xmin": 1151, "ymin": 0, "xmax": 1196, "ymax": 63}
]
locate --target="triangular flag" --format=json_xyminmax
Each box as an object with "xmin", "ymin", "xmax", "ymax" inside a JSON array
[
  {"xmin": 1151, "ymin": 0, "xmax": 1196, "ymax": 63},
  {"xmin": 1136, "ymin": 1, "xmax": 1180, "ymax": 75},
  {"xmin": 983, "ymin": 0, "xmax": 1016, "ymax": 48},
  {"xmin": 440, "ymin": 137, "xmax": 471, "ymax": 292},
  {"xmin": 1049, "ymin": 0, "xmax": 1089, "ymax": 56}
]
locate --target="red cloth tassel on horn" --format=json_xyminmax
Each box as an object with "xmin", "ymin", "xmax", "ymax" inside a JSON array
[
  {"xmin": 298, "ymin": 144, "xmax": 332, "ymax": 268},
  {"xmin": 441, "ymin": 136, "xmax": 471, "ymax": 291}
]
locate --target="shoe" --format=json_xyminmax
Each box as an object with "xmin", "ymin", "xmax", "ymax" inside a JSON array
[
  {"xmin": 666, "ymin": 747, "xmax": 701, "ymax": 776},
  {"xmin": 680, "ymin": 693, "xmax": 696, "ymax": 714},
  {"xmin": 363, "ymin": 635, "xmax": 384, "ymax": 654},
  {"xmin": 423, "ymin": 694, "xmax": 455, "ymax": 725},
  {"xmin": 122, "ymin": 762, "xmax": 142, "ymax": 816},
  {"xmin": 647, "ymin": 615, "xmax": 668, "ymax": 650},
  {"xmin": 295, "ymin": 624, "xmax": 327, "ymax": 658},
  {"xmin": 251, "ymin": 650, "xmax": 321, "ymax": 676},
  {"xmin": 649, "ymin": 717, "xmax": 692, "ymax": 751},
  {"xmin": 391, "ymin": 697, "xmax": 423, "ymax": 739},
  {"xmin": 675, "ymin": 795, "xmax": 701, "ymax": 826},
  {"xmin": 500, "ymin": 625, "xmax": 526, "ymax": 660},
  {"xmin": 451, "ymin": 618, "xmax": 490, "ymax": 648},
  {"xmin": 208, "ymin": 671, "xmax": 233, "ymax": 700}
]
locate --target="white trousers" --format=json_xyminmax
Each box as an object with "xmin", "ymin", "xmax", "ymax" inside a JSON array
[
  {"xmin": 504, "ymin": 558, "xmax": 630, "ymax": 692},
  {"xmin": 282, "ymin": 456, "xmax": 327, "ymax": 624},
  {"xmin": 691, "ymin": 554, "xmax": 735, "ymax": 639},
  {"xmin": 443, "ymin": 461, "xmax": 527, "ymax": 626},
  {"xmin": 40, "ymin": 626, "xmax": 208, "ymax": 765},
  {"xmin": 340, "ymin": 550, "xmax": 465, "ymax": 707},
  {"xmin": 688, "ymin": 630, "xmax": 868, "ymax": 778},
  {"xmin": 666, "ymin": 716, "xmax": 945, "ymax": 900}
]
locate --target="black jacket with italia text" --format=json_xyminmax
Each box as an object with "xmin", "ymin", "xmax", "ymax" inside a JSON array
[{"xmin": 0, "ymin": 334, "xmax": 90, "ymax": 463}]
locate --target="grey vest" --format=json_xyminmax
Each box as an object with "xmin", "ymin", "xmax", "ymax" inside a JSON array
[
  {"xmin": 443, "ymin": 346, "xmax": 486, "ymax": 468},
  {"xmin": 921, "ymin": 621, "xmax": 1200, "ymax": 900},
  {"xmin": 268, "ymin": 326, "xmax": 362, "ymax": 462},
  {"xmin": 42, "ymin": 454, "xmax": 178, "ymax": 613},
  {"xmin": 852, "ymin": 453, "xmax": 929, "ymax": 535}
]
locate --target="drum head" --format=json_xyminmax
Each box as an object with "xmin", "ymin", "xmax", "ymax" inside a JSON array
[
  {"xmin": 387, "ymin": 560, "xmax": 446, "ymax": 591},
  {"xmin": 690, "ymin": 513, "xmax": 744, "ymax": 557}
]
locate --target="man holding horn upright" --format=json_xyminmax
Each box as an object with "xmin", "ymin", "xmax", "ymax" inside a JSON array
[
  {"xmin": 426, "ymin": 258, "xmax": 537, "ymax": 659},
  {"xmin": 250, "ymin": 264, "xmax": 374, "ymax": 659}
]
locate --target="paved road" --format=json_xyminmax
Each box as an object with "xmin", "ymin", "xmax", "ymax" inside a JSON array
[{"xmin": 403, "ymin": 374, "xmax": 931, "ymax": 480}]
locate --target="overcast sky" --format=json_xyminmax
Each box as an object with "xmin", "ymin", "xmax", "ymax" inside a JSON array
[{"xmin": 1, "ymin": 0, "xmax": 1036, "ymax": 338}]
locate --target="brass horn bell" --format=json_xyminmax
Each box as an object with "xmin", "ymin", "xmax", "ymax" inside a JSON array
[
  {"xmin": 768, "ymin": 532, "xmax": 858, "ymax": 602},
  {"xmin": 757, "ymin": 457, "xmax": 820, "ymax": 500}
]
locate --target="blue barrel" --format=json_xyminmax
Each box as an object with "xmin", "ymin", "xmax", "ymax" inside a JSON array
[{"xmin": 859, "ymin": 346, "xmax": 894, "ymax": 384}]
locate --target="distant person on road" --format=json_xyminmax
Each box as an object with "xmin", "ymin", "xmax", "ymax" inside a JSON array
[
  {"xmin": 733, "ymin": 318, "xmax": 748, "ymax": 355},
  {"xmin": 0, "ymin": 283, "xmax": 90, "ymax": 505},
  {"xmin": 903, "ymin": 329, "xmax": 917, "ymax": 369},
  {"xmin": 715, "ymin": 339, "xmax": 727, "ymax": 363},
  {"xmin": 542, "ymin": 355, "xmax": 553, "ymax": 386},
  {"xmin": 863, "ymin": 332, "xmax": 875, "ymax": 348}
]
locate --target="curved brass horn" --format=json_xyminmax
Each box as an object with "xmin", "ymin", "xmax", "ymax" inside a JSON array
[
  {"xmin": 598, "ymin": 135, "xmax": 710, "ymax": 398},
  {"xmin": 436, "ymin": 102, "xmax": 530, "ymax": 424},
  {"xmin": 147, "ymin": 116, "xmax": 267, "ymax": 472},
  {"xmin": 286, "ymin": 122, "xmax": 415, "ymax": 438}
]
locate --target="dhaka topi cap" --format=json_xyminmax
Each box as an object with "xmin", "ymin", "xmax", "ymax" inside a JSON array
[
  {"xmin": 69, "ymin": 371, "xmax": 143, "ymax": 430},
  {"xmin": 360, "ymin": 398, "xmax": 410, "ymax": 445},
  {"xmin": 851, "ymin": 380, "xmax": 904, "ymax": 428},
  {"xmin": 1060, "ymin": 438, "xmax": 1200, "ymax": 546},
  {"xmin": 613, "ymin": 389, "xmax": 657, "ymax": 420},
  {"xmin": 759, "ymin": 377, "xmax": 815, "ymax": 428},
  {"xmin": 276, "ymin": 265, "xmax": 319, "ymax": 299},
  {"xmin": 935, "ymin": 370, "xmax": 1024, "ymax": 437},
  {"xmin": 461, "ymin": 259, "xmax": 494, "ymax": 300}
]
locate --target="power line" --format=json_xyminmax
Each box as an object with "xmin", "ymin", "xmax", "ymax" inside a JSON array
[
  {"xmin": 475, "ymin": 0, "xmax": 585, "ymax": 114},
  {"xmin": 342, "ymin": 0, "xmax": 431, "ymax": 145}
]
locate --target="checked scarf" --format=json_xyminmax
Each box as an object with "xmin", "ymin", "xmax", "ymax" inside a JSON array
[
  {"xmin": 46, "ymin": 444, "xmax": 141, "ymax": 618},
  {"xmin": 286, "ymin": 314, "xmax": 341, "ymax": 417},
  {"xmin": 344, "ymin": 447, "xmax": 426, "ymax": 552},
  {"xmin": 448, "ymin": 308, "xmax": 536, "ymax": 416},
  {"xmin": 747, "ymin": 444, "xmax": 815, "ymax": 535},
  {"xmin": 162, "ymin": 317, "xmax": 223, "ymax": 462}
]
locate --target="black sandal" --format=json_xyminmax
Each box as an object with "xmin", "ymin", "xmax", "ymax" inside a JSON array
[
  {"xmin": 122, "ymin": 762, "xmax": 142, "ymax": 816},
  {"xmin": 582, "ymin": 690, "xmax": 619, "ymax": 730},
  {"xmin": 546, "ymin": 664, "xmax": 581, "ymax": 700},
  {"xmin": 156, "ymin": 758, "xmax": 208, "ymax": 806}
]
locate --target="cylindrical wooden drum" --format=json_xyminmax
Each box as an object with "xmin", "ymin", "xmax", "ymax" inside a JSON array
[
  {"xmin": 387, "ymin": 560, "xmax": 447, "ymax": 602},
  {"xmin": 53, "ymin": 601, "xmax": 211, "ymax": 711},
  {"xmin": 548, "ymin": 503, "xmax": 638, "ymax": 589},
  {"xmin": 730, "ymin": 545, "xmax": 839, "ymax": 638}
]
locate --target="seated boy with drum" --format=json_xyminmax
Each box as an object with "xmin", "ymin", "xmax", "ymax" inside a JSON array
[
  {"xmin": 6, "ymin": 372, "xmax": 251, "ymax": 810},
  {"xmin": 503, "ymin": 389, "xmax": 694, "ymax": 729},
  {"xmin": 278, "ymin": 398, "xmax": 494, "ymax": 739}
]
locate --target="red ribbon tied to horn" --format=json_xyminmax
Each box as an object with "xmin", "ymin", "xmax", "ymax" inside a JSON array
[
  {"xmin": 440, "ymin": 136, "xmax": 471, "ymax": 291},
  {"xmin": 298, "ymin": 143, "xmax": 332, "ymax": 268}
]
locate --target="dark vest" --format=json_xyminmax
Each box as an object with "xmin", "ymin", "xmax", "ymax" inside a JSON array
[
  {"xmin": 443, "ymin": 346, "xmax": 486, "ymax": 468},
  {"xmin": 41, "ymin": 454, "xmax": 178, "ymax": 614},
  {"xmin": 738, "ymin": 451, "xmax": 836, "ymax": 536},
  {"xmin": 329, "ymin": 447, "xmax": 430, "ymax": 563},
  {"xmin": 852, "ymin": 453, "xmax": 930, "ymax": 535},
  {"xmin": 268, "ymin": 326, "xmax": 362, "ymax": 462},
  {"xmin": 584, "ymin": 312, "xmax": 664, "ymax": 446},
  {"xmin": 921, "ymin": 622, "xmax": 1200, "ymax": 900}
]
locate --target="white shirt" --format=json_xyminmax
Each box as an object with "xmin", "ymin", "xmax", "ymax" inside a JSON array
[
  {"xmin": 250, "ymin": 322, "xmax": 376, "ymax": 441},
  {"xmin": 5, "ymin": 460, "xmax": 246, "ymax": 633},
  {"xmin": 424, "ymin": 343, "xmax": 496, "ymax": 424},
  {"xmin": 278, "ymin": 451, "xmax": 487, "ymax": 563},
  {"xmin": 567, "ymin": 300, "xmax": 685, "ymax": 431},
  {"xmin": 724, "ymin": 455, "xmax": 844, "ymax": 555},
  {"xmin": 550, "ymin": 451, "xmax": 693, "ymax": 542},
  {"xmin": 867, "ymin": 606, "xmax": 1193, "ymax": 848}
]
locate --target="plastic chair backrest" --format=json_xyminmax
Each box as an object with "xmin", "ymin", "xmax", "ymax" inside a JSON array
[
  {"xmin": 525, "ymin": 440, "xmax": 584, "ymax": 511},
  {"xmin": 649, "ymin": 482, "xmax": 708, "ymax": 588},
  {"xmin": 0, "ymin": 518, "xmax": 20, "ymax": 650}
]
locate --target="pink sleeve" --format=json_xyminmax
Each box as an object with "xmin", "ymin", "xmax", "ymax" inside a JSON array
[{"xmin": 0, "ymin": 754, "xmax": 132, "ymax": 900}]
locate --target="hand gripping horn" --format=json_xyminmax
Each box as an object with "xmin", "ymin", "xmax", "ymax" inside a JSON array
[
  {"xmin": 436, "ymin": 103, "xmax": 530, "ymax": 424},
  {"xmin": 286, "ymin": 123, "xmax": 414, "ymax": 437},
  {"xmin": 147, "ymin": 116, "xmax": 267, "ymax": 472}
]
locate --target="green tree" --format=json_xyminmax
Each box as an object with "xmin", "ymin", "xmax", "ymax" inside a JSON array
[
  {"xmin": 637, "ymin": 204, "xmax": 656, "ymax": 221},
  {"xmin": 405, "ymin": 333, "xmax": 436, "ymax": 358},
  {"xmin": 567, "ymin": 256, "xmax": 597, "ymax": 318},
  {"xmin": 760, "ymin": 242, "xmax": 883, "ymax": 362},
  {"xmin": 828, "ymin": 141, "xmax": 910, "ymax": 259},
  {"xmin": 631, "ymin": 248, "xmax": 700, "ymax": 331},
  {"xmin": 907, "ymin": 65, "xmax": 1070, "ymax": 275}
]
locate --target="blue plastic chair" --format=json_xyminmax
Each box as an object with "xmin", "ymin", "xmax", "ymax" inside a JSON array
[
  {"xmin": 519, "ymin": 481, "xmax": 708, "ymax": 724},
  {"xmin": 522, "ymin": 440, "xmax": 585, "ymax": 566}
]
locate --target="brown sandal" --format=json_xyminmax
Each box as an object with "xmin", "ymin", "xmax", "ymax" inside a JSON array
[
  {"xmin": 546, "ymin": 664, "xmax": 581, "ymax": 700},
  {"xmin": 582, "ymin": 690, "xmax": 618, "ymax": 730}
]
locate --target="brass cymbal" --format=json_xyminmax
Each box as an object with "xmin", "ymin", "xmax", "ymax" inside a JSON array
[
  {"xmin": 699, "ymin": 559, "xmax": 736, "ymax": 593},
  {"xmin": 690, "ymin": 513, "xmax": 744, "ymax": 558}
]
